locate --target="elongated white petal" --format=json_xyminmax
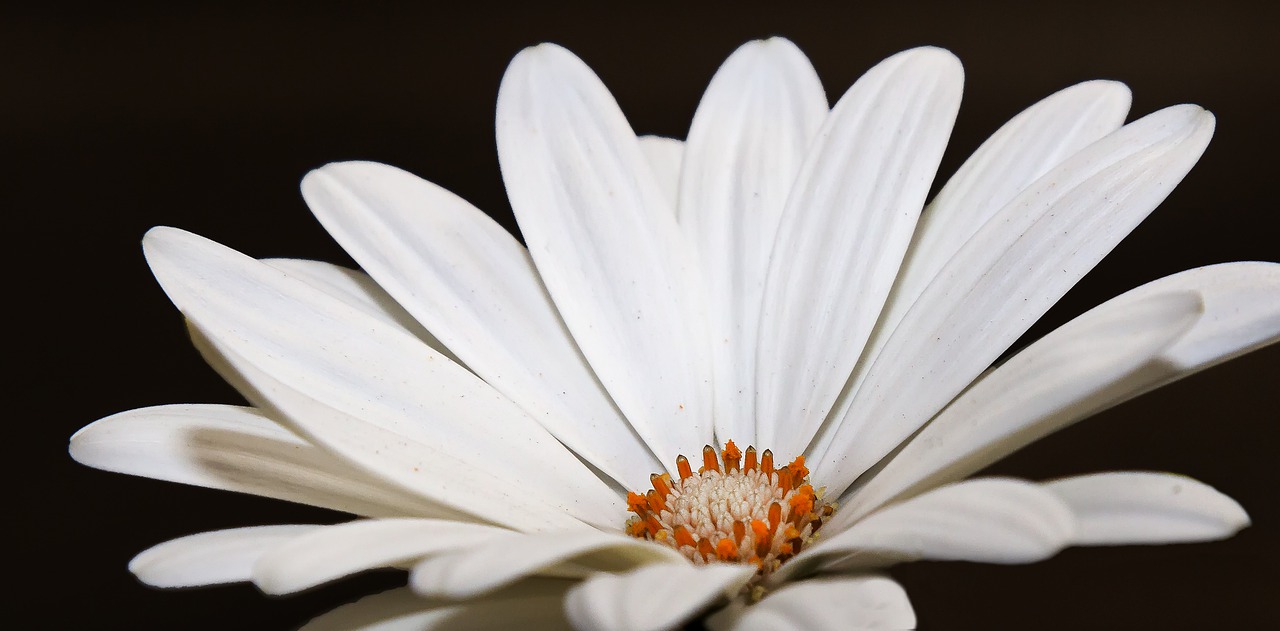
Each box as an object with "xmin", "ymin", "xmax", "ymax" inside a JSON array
[
  {"xmin": 638, "ymin": 135, "xmax": 684, "ymax": 208},
  {"xmin": 300, "ymin": 582, "xmax": 575, "ymax": 631},
  {"xmin": 814, "ymin": 105, "xmax": 1216, "ymax": 495},
  {"xmin": 143, "ymin": 227, "xmax": 620, "ymax": 532},
  {"xmin": 70, "ymin": 404, "xmax": 469, "ymax": 520},
  {"xmin": 756, "ymin": 47, "xmax": 963, "ymax": 458},
  {"xmin": 1122, "ymin": 262, "xmax": 1280, "ymax": 371},
  {"xmin": 1045, "ymin": 472, "xmax": 1250, "ymax": 545},
  {"xmin": 731, "ymin": 575, "xmax": 916, "ymax": 631},
  {"xmin": 264, "ymin": 258, "xmax": 455, "ymax": 361},
  {"xmin": 302, "ymin": 161, "xmax": 660, "ymax": 490},
  {"xmin": 254, "ymin": 518, "xmax": 516, "ymax": 595},
  {"xmin": 772, "ymin": 479, "xmax": 1075, "ymax": 583},
  {"xmin": 837, "ymin": 291, "xmax": 1202, "ymax": 524},
  {"xmin": 410, "ymin": 529, "xmax": 684, "ymax": 599},
  {"xmin": 851, "ymin": 81, "xmax": 1132, "ymax": 397},
  {"xmin": 565, "ymin": 564, "xmax": 754, "ymax": 631},
  {"xmin": 197, "ymin": 261, "xmax": 463, "ymax": 394},
  {"xmin": 680, "ymin": 37, "xmax": 827, "ymax": 446},
  {"xmin": 129, "ymin": 525, "xmax": 318, "ymax": 588},
  {"xmin": 839, "ymin": 262, "xmax": 1280, "ymax": 523},
  {"xmin": 497, "ymin": 43, "xmax": 713, "ymax": 466}
]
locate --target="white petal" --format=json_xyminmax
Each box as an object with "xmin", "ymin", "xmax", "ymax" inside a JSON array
[
  {"xmin": 410, "ymin": 529, "xmax": 685, "ymax": 599},
  {"xmin": 192, "ymin": 262, "xmax": 464, "ymax": 401},
  {"xmin": 756, "ymin": 47, "xmax": 963, "ymax": 458},
  {"xmin": 143, "ymin": 227, "xmax": 619, "ymax": 532},
  {"xmin": 70, "ymin": 404, "xmax": 468, "ymax": 519},
  {"xmin": 302, "ymin": 161, "xmax": 661, "ymax": 490},
  {"xmin": 497, "ymin": 43, "xmax": 713, "ymax": 466},
  {"xmin": 253, "ymin": 518, "xmax": 516, "ymax": 595},
  {"xmin": 772, "ymin": 479, "xmax": 1074, "ymax": 583},
  {"xmin": 850, "ymin": 81, "xmax": 1132, "ymax": 402},
  {"xmin": 813, "ymin": 105, "xmax": 1216, "ymax": 495},
  {"xmin": 838, "ymin": 262, "xmax": 1280, "ymax": 523},
  {"xmin": 129, "ymin": 525, "xmax": 318, "ymax": 588},
  {"xmin": 837, "ymin": 290, "xmax": 1202, "ymax": 525},
  {"xmin": 263, "ymin": 258, "xmax": 456, "ymax": 362},
  {"xmin": 679, "ymin": 37, "xmax": 827, "ymax": 446},
  {"xmin": 731, "ymin": 575, "xmax": 915, "ymax": 631},
  {"xmin": 1044, "ymin": 472, "xmax": 1250, "ymax": 545},
  {"xmin": 1126, "ymin": 262, "xmax": 1280, "ymax": 371},
  {"xmin": 565, "ymin": 563, "xmax": 754, "ymax": 631},
  {"xmin": 638, "ymin": 135, "xmax": 684, "ymax": 209},
  {"xmin": 300, "ymin": 582, "xmax": 575, "ymax": 631}
]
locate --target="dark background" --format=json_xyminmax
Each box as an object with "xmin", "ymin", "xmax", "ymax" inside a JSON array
[{"xmin": 10, "ymin": 2, "xmax": 1278, "ymax": 629}]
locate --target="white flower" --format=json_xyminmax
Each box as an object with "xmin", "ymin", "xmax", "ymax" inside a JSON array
[{"xmin": 70, "ymin": 38, "xmax": 1279, "ymax": 630}]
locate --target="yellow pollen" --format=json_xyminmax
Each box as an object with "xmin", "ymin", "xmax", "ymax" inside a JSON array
[{"xmin": 624, "ymin": 441, "xmax": 834, "ymax": 575}]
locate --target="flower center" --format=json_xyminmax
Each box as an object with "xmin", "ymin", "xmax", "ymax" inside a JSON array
[{"xmin": 625, "ymin": 440, "xmax": 834, "ymax": 575}]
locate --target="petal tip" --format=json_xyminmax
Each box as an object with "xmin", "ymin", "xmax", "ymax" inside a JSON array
[
  {"xmin": 1074, "ymin": 78, "xmax": 1133, "ymax": 106},
  {"xmin": 141, "ymin": 226, "xmax": 195, "ymax": 271},
  {"xmin": 141, "ymin": 225, "xmax": 184, "ymax": 248},
  {"xmin": 899, "ymin": 45, "xmax": 963, "ymax": 71},
  {"xmin": 508, "ymin": 42, "xmax": 577, "ymax": 73}
]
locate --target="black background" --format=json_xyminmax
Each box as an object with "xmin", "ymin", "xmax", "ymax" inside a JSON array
[{"xmin": 10, "ymin": 2, "xmax": 1278, "ymax": 629}]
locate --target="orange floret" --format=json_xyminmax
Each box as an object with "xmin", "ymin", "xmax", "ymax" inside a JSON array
[
  {"xmin": 627, "ymin": 492, "xmax": 649, "ymax": 513},
  {"xmin": 701, "ymin": 445, "xmax": 721, "ymax": 473},
  {"xmin": 716, "ymin": 538, "xmax": 740, "ymax": 561},
  {"xmin": 697, "ymin": 537, "xmax": 714, "ymax": 560},
  {"xmin": 722, "ymin": 440, "xmax": 742, "ymax": 472},
  {"xmin": 651, "ymin": 473, "xmax": 671, "ymax": 498},
  {"xmin": 760, "ymin": 449, "xmax": 775, "ymax": 475},
  {"xmin": 750, "ymin": 519, "xmax": 770, "ymax": 543},
  {"xmin": 789, "ymin": 486, "xmax": 814, "ymax": 516},
  {"xmin": 647, "ymin": 489, "xmax": 666, "ymax": 512},
  {"xmin": 674, "ymin": 525, "xmax": 697, "ymax": 548},
  {"xmin": 776, "ymin": 467, "xmax": 794, "ymax": 491},
  {"xmin": 788, "ymin": 455, "xmax": 809, "ymax": 480},
  {"xmin": 768, "ymin": 501, "xmax": 782, "ymax": 531},
  {"xmin": 676, "ymin": 455, "xmax": 693, "ymax": 480}
]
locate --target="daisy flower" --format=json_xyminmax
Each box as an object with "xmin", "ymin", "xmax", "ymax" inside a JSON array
[{"xmin": 70, "ymin": 38, "xmax": 1279, "ymax": 630}]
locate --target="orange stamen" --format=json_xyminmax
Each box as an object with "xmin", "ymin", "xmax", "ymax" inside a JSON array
[
  {"xmin": 722, "ymin": 440, "xmax": 741, "ymax": 472},
  {"xmin": 697, "ymin": 537, "xmax": 714, "ymax": 561},
  {"xmin": 768, "ymin": 501, "xmax": 782, "ymax": 532},
  {"xmin": 626, "ymin": 492, "xmax": 649, "ymax": 514},
  {"xmin": 754, "ymin": 532, "xmax": 772, "ymax": 558},
  {"xmin": 716, "ymin": 538, "xmax": 739, "ymax": 561},
  {"xmin": 645, "ymin": 514, "xmax": 662, "ymax": 535},
  {"xmin": 784, "ymin": 525, "xmax": 801, "ymax": 541},
  {"xmin": 676, "ymin": 455, "xmax": 693, "ymax": 480},
  {"xmin": 673, "ymin": 525, "xmax": 697, "ymax": 548},
  {"xmin": 733, "ymin": 520, "xmax": 746, "ymax": 544},
  {"xmin": 750, "ymin": 519, "xmax": 770, "ymax": 544},
  {"xmin": 788, "ymin": 455, "xmax": 809, "ymax": 480},
  {"xmin": 777, "ymin": 466, "xmax": 794, "ymax": 491},
  {"xmin": 701, "ymin": 445, "xmax": 720, "ymax": 473},
  {"xmin": 761, "ymin": 449, "xmax": 774, "ymax": 475},
  {"xmin": 647, "ymin": 489, "xmax": 666, "ymax": 512},
  {"xmin": 651, "ymin": 473, "xmax": 671, "ymax": 498},
  {"xmin": 789, "ymin": 485, "xmax": 814, "ymax": 517},
  {"xmin": 744, "ymin": 446, "xmax": 758, "ymax": 472}
]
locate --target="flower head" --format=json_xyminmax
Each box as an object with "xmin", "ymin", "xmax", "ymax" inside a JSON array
[{"xmin": 71, "ymin": 37, "xmax": 1279, "ymax": 630}]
